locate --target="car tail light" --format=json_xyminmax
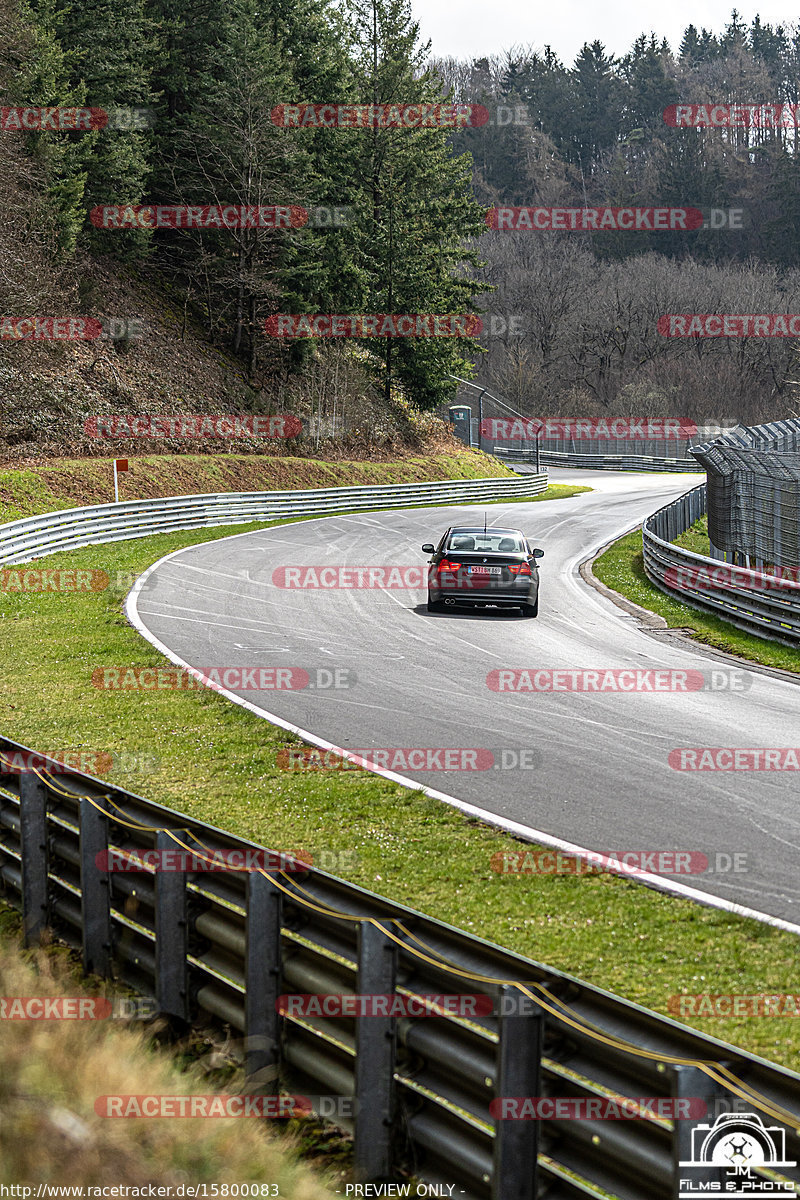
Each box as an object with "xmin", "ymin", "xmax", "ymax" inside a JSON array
[
  {"xmin": 438, "ymin": 559, "xmax": 461, "ymax": 572},
  {"xmin": 508, "ymin": 563, "xmax": 532, "ymax": 577}
]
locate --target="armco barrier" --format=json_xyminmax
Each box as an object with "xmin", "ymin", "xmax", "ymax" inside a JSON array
[
  {"xmin": 495, "ymin": 448, "xmax": 702, "ymax": 473},
  {"xmin": 1, "ymin": 738, "xmax": 799, "ymax": 1199},
  {"xmin": 642, "ymin": 484, "xmax": 800, "ymax": 645},
  {"xmin": 538, "ymin": 449, "xmax": 702, "ymax": 473},
  {"xmin": 0, "ymin": 474, "xmax": 547, "ymax": 566}
]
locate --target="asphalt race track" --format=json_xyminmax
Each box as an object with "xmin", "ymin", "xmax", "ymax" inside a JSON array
[{"xmin": 127, "ymin": 468, "xmax": 800, "ymax": 928}]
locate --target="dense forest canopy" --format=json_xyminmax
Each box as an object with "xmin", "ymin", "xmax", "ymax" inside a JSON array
[
  {"xmin": 4, "ymin": 0, "xmax": 800, "ymax": 418},
  {"xmin": 434, "ymin": 11, "xmax": 800, "ymax": 266}
]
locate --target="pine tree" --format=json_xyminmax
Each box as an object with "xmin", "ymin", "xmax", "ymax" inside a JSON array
[
  {"xmin": 570, "ymin": 42, "xmax": 623, "ymax": 170},
  {"xmin": 749, "ymin": 15, "xmax": 786, "ymax": 77},
  {"xmin": 620, "ymin": 35, "xmax": 678, "ymax": 139},
  {"xmin": 163, "ymin": 0, "xmax": 309, "ymax": 373},
  {"xmin": 680, "ymin": 25, "xmax": 719, "ymax": 63},
  {"xmin": 50, "ymin": 0, "xmax": 155, "ymax": 255},
  {"xmin": 268, "ymin": 0, "xmax": 367, "ymax": 322},
  {"xmin": 720, "ymin": 9, "xmax": 748, "ymax": 53},
  {"xmin": 146, "ymin": 0, "xmax": 235, "ymax": 215},
  {"xmin": 341, "ymin": 0, "xmax": 486, "ymax": 408},
  {"xmin": 14, "ymin": 0, "xmax": 88, "ymax": 255},
  {"xmin": 763, "ymin": 146, "xmax": 800, "ymax": 265}
]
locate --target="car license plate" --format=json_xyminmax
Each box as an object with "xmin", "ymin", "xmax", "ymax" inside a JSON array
[{"xmin": 467, "ymin": 565, "xmax": 502, "ymax": 575}]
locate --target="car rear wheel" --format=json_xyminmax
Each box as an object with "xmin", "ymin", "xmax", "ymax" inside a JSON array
[
  {"xmin": 427, "ymin": 595, "xmax": 446, "ymax": 613},
  {"xmin": 519, "ymin": 597, "xmax": 539, "ymax": 618}
]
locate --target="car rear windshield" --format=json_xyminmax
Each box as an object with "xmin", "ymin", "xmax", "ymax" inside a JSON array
[{"xmin": 446, "ymin": 532, "xmax": 525, "ymax": 554}]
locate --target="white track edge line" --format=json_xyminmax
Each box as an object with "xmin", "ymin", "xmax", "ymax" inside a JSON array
[{"xmin": 124, "ymin": 515, "xmax": 800, "ymax": 938}]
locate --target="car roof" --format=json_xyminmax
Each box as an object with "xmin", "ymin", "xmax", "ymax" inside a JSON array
[{"xmin": 449, "ymin": 527, "xmax": 524, "ymax": 536}]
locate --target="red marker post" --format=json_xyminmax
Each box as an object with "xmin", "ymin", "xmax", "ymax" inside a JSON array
[{"xmin": 113, "ymin": 458, "xmax": 129, "ymax": 503}]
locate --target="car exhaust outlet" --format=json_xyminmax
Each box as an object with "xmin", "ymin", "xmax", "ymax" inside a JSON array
[{"xmin": 444, "ymin": 598, "xmax": 456, "ymax": 605}]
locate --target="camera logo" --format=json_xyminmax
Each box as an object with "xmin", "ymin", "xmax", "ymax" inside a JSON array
[{"xmin": 679, "ymin": 1112, "xmax": 795, "ymax": 1197}]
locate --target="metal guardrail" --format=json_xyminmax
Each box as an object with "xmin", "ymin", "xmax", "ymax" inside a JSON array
[
  {"xmin": 538, "ymin": 450, "xmax": 701, "ymax": 473},
  {"xmin": 642, "ymin": 484, "xmax": 800, "ymax": 645},
  {"xmin": 1, "ymin": 738, "xmax": 799, "ymax": 1200},
  {"xmin": 0, "ymin": 475, "xmax": 548, "ymax": 566},
  {"xmin": 496, "ymin": 448, "xmax": 702, "ymax": 473}
]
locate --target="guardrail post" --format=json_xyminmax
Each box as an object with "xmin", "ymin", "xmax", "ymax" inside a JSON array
[
  {"xmin": 492, "ymin": 985, "xmax": 542, "ymax": 1200},
  {"xmin": 19, "ymin": 771, "xmax": 49, "ymax": 945},
  {"xmin": 0, "ymin": 769, "xmax": 7, "ymax": 894},
  {"xmin": 245, "ymin": 870, "xmax": 283, "ymax": 1092},
  {"xmin": 154, "ymin": 830, "xmax": 189, "ymax": 1024},
  {"xmin": 80, "ymin": 797, "xmax": 113, "ymax": 977},
  {"xmin": 354, "ymin": 920, "xmax": 398, "ymax": 1182},
  {"xmin": 672, "ymin": 1063, "xmax": 727, "ymax": 1195}
]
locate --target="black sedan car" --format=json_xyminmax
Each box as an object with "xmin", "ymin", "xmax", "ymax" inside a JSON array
[{"xmin": 422, "ymin": 526, "xmax": 544, "ymax": 616}]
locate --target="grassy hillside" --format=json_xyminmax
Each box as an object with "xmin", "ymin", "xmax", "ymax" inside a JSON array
[
  {"xmin": 0, "ymin": 910, "xmax": 339, "ymax": 1192},
  {"xmin": 0, "ymin": 449, "xmax": 517, "ymax": 523}
]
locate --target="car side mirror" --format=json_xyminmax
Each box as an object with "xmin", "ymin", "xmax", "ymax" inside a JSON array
[
  {"xmin": 421, "ymin": 544, "xmax": 435, "ymax": 554},
  {"xmin": 532, "ymin": 548, "xmax": 544, "ymax": 558}
]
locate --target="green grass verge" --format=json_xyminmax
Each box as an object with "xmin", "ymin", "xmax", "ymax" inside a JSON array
[
  {"xmin": 1, "ymin": 490, "xmax": 799, "ymax": 1072},
  {"xmin": 593, "ymin": 527, "xmax": 800, "ymax": 675},
  {"xmin": 484, "ymin": 483, "xmax": 590, "ymax": 504},
  {"xmin": 674, "ymin": 512, "xmax": 712, "ymax": 558}
]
